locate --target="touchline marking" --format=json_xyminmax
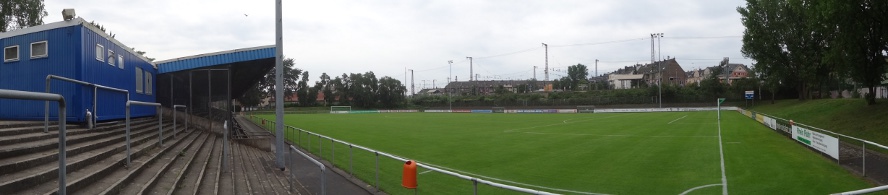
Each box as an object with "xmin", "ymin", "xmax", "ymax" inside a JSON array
[
  {"xmin": 419, "ymin": 170, "xmax": 433, "ymax": 174},
  {"xmin": 421, "ymin": 162, "xmax": 611, "ymax": 195},
  {"xmin": 680, "ymin": 183, "xmax": 722, "ymax": 195},
  {"xmin": 668, "ymin": 115, "xmax": 688, "ymax": 124},
  {"xmin": 718, "ymin": 115, "xmax": 729, "ymax": 195}
]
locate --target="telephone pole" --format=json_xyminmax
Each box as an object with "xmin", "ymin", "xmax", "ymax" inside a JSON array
[
  {"xmin": 466, "ymin": 57, "xmax": 473, "ymax": 81},
  {"xmin": 542, "ymin": 43, "xmax": 548, "ymax": 81}
]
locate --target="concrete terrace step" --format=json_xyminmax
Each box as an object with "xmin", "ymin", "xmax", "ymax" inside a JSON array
[
  {"xmin": 0, "ymin": 121, "xmax": 161, "ymax": 176},
  {"xmin": 0, "ymin": 119, "xmax": 158, "ymax": 159},
  {"xmin": 0, "ymin": 123, "xmax": 177, "ymax": 194},
  {"xmin": 0, "ymin": 120, "xmax": 144, "ymax": 147},
  {"xmin": 172, "ymin": 133, "xmax": 217, "ymax": 195},
  {"xmin": 0, "ymin": 123, "xmax": 69, "ymax": 136},
  {"xmin": 231, "ymin": 142, "xmax": 252, "ymax": 195},
  {"xmin": 150, "ymin": 132, "xmax": 212, "ymax": 194},
  {"xmin": 199, "ymin": 136, "xmax": 225, "ymax": 195},
  {"xmin": 242, "ymin": 142, "xmax": 290, "ymax": 195},
  {"xmin": 102, "ymin": 131, "xmax": 203, "ymax": 195},
  {"xmin": 54, "ymin": 127, "xmax": 194, "ymax": 195},
  {"xmin": 229, "ymin": 142, "xmax": 293, "ymax": 195}
]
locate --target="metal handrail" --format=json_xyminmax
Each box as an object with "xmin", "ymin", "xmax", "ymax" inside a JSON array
[
  {"xmin": 746, "ymin": 110, "xmax": 888, "ymax": 195},
  {"xmin": 752, "ymin": 111, "xmax": 888, "ymax": 151},
  {"xmin": 290, "ymin": 145, "xmax": 325, "ymax": 195},
  {"xmin": 45, "ymin": 75, "xmax": 129, "ymax": 132},
  {"xmin": 0, "ymin": 89, "xmax": 67, "ymax": 195},
  {"xmin": 172, "ymin": 105, "xmax": 187, "ymax": 138},
  {"xmin": 126, "ymin": 100, "xmax": 162, "ymax": 166},
  {"xmin": 288, "ymin": 126, "xmax": 557, "ymax": 195},
  {"xmin": 832, "ymin": 185, "xmax": 888, "ymax": 195}
]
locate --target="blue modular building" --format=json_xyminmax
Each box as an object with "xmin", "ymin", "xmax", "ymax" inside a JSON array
[{"xmin": 0, "ymin": 18, "xmax": 157, "ymax": 122}]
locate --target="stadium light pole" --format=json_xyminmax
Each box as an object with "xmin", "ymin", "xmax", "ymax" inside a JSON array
[
  {"xmin": 654, "ymin": 33, "xmax": 664, "ymax": 108},
  {"xmin": 274, "ymin": 0, "xmax": 285, "ymax": 170},
  {"xmin": 448, "ymin": 60, "xmax": 453, "ymax": 111}
]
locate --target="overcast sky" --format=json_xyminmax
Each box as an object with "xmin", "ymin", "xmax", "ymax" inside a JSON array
[{"xmin": 45, "ymin": 0, "xmax": 753, "ymax": 91}]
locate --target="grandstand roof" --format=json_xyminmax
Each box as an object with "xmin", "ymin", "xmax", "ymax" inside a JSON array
[{"xmin": 155, "ymin": 46, "xmax": 276, "ymax": 104}]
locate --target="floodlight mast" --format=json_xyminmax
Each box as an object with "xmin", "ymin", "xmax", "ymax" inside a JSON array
[
  {"xmin": 448, "ymin": 60, "xmax": 453, "ymax": 111},
  {"xmin": 274, "ymin": 0, "xmax": 285, "ymax": 170}
]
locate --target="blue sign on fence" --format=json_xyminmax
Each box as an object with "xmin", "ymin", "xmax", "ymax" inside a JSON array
[{"xmin": 745, "ymin": 91, "xmax": 754, "ymax": 100}]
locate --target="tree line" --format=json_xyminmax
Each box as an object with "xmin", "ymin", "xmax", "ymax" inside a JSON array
[
  {"xmin": 238, "ymin": 58, "xmax": 407, "ymax": 109},
  {"xmin": 738, "ymin": 0, "xmax": 888, "ymax": 105}
]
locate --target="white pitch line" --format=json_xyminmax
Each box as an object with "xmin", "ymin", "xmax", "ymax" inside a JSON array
[
  {"xmin": 718, "ymin": 114, "xmax": 728, "ymax": 195},
  {"xmin": 668, "ymin": 115, "xmax": 688, "ymax": 124},
  {"xmin": 680, "ymin": 183, "xmax": 722, "ymax": 195},
  {"xmin": 419, "ymin": 170, "xmax": 433, "ymax": 174}
]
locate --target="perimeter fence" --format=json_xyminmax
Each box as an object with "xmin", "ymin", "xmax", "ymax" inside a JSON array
[
  {"xmin": 736, "ymin": 109, "xmax": 888, "ymax": 193},
  {"xmin": 247, "ymin": 115, "xmax": 557, "ymax": 195}
]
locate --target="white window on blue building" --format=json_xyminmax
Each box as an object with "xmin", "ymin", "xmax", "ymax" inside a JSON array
[
  {"xmin": 30, "ymin": 41, "xmax": 47, "ymax": 59},
  {"xmin": 95, "ymin": 44, "xmax": 104, "ymax": 62},
  {"xmin": 108, "ymin": 50, "xmax": 116, "ymax": 66},
  {"xmin": 136, "ymin": 67, "xmax": 143, "ymax": 94},
  {"xmin": 4, "ymin": 45, "xmax": 19, "ymax": 62},
  {"xmin": 118, "ymin": 55, "xmax": 124, "ymax": 69},
  {"xmin": 145, "ymin": 71, "xmax": 153, "ymax": 95}
]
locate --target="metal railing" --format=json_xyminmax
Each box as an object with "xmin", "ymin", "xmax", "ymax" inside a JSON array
[
  {"xmin": 0, "ymin": 89, "xmax": 67, "ymax": 195},
  {"xmin": 290, "ymin": 145, "xmax": 325, "ymax": 195},
  {"xmin": 172, "ymin": 105, "xmax": 188, "ymax": 138},
  {"xmin": 45, "ymin": 75, "xmax": 129, "ymax": 132},
  {"xmin": 247, "ymin": 115, "xmax": 556, "ymax": 194},
  {"xmin": 126, "ymin": 100, "xmax": 162, "ymax": 166},
  {"xmin": 740, "ymin": 110, "xmax": 888, "ymax": 195}
]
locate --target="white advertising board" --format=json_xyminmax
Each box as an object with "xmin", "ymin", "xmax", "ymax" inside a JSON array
[{"xmin": 791, "ymin": 126, "xmax": 840, "ymax": 160}]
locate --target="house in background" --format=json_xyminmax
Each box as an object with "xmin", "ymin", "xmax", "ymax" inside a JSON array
[{"xmin": 685, "ymin": 63, "xmax": 752, "ymax": 86}]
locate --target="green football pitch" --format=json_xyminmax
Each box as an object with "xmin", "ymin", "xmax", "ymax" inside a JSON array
[{"xmin": 253, "ymin": 111, "xmax": 872, "ymax": 194}]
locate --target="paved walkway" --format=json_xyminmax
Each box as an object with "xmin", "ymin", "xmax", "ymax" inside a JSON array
[{"xmin": 234, "ymin": 115, "xmax": 373, "ymax": 195}]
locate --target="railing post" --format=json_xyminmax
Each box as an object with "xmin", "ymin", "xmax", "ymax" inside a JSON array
[
  {"xmin": 321, "ymin": 165, "xmax": 327, "ymax": 195},
  {"xmin": 289, "ymin": 146, "xmax": 294, "ymax": 193},
  {"xmin": 473, "ymin": 179, "xmax": 478, "ymax": 195},
  {"xmin": 158, "ymin": 106, "xmax": 163, "ymax": 146},
  {"xmin": 319, "ymin": 134, "xmax": 322, "ymax": 155},
  {"xmin": 173, "ymin": 107, "xmax": 177, "ymax": 138},
  {"xmin": 863, "ymin": 142, "xmax": 866, "ymax": 177},
  {"xmin": 126, "ymin": 105, "xmax": 131, "ymax": 166},
  {"xmin": 375, "ymin": 151, "xmax": 379, "ymax": 191},
  {"xmin": 224, "ymin": 120, "xmax": 230, "ymax": 170},
  {"xmin": 331, "ymin": 139, "xmax": 335, "ymax": 165},
  {"xmin": 349, "ymin": 144, "xmax": 353, "ymax": 177},
  {"xmin": 57, "ymin": 100, "xmax": 67, "ymax": 195}
]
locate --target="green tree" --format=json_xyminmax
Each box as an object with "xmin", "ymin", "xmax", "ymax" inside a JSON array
[
  {"xmin": 237, "ymin": 83, "xmax": 264, "ymax": 108},
  {"xmin": 318, "ymin": 73, "xmax": 334, "ymax": 106},
  {"xmin": 333, "ymin": 74, "xmax": 351, "ymax": 105},
  {"xmin": 296, "ymin": 71, "xmax": 315, "ymax": 106},
  {"xmin": 738, "ymin": 0, "xmax": 829, "ymax": 100},
  {"xmin": 0, "ymin": 0, "xmax": 47, "ymax": 32},
  {"xmin": 819, "ymin": 0, "xmax": 888, "ymax": 105},
  {"xmin": 261, "ymin": 58, "xmax": 302, "ymax": 100},
  {"xmin": 566, "ymin": 64, "xmax": 589, "ymax": 90},
  {"xmin": 701, "ymin": 67, "xmax": 726, "ymax": 99},
  {"xmin": 377, "ymin": 76, "xmax": 406, "ymax": 108}
]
